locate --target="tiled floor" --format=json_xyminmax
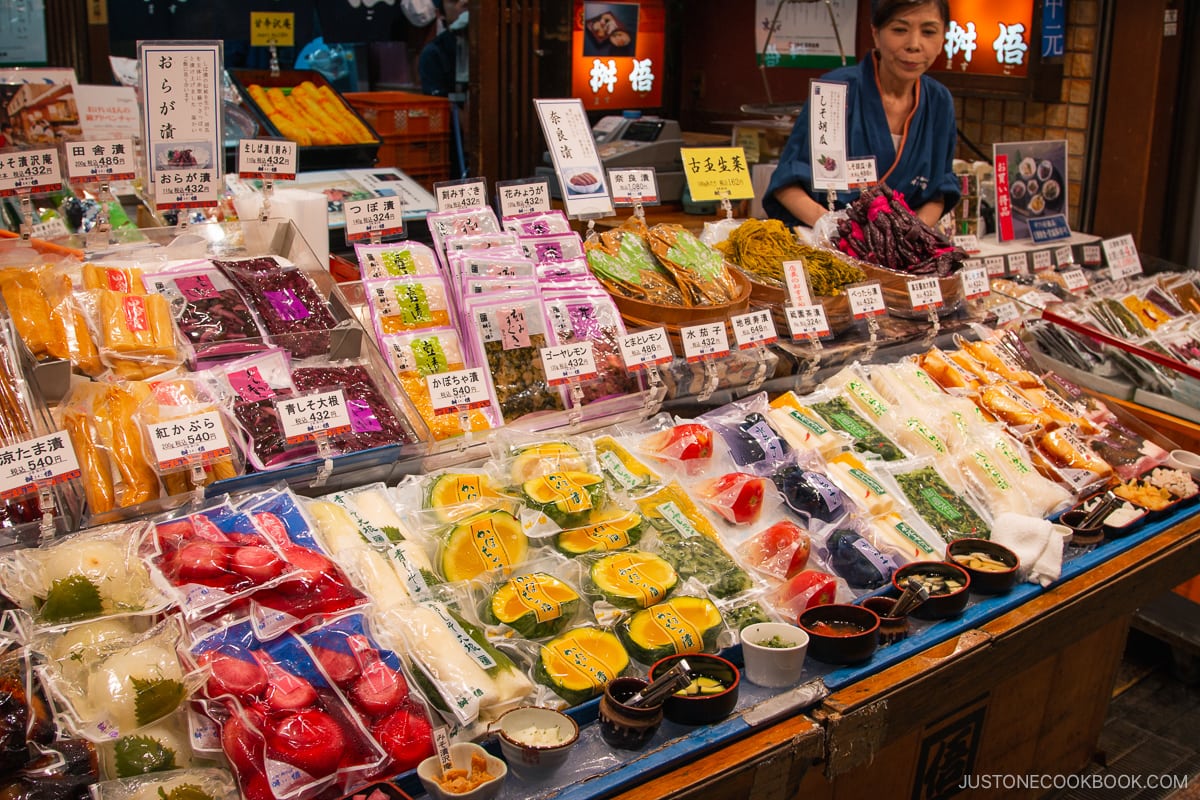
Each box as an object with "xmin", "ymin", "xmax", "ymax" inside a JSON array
[{"xmin": 1042, "ymin": 629, "xmax": 1200, "ymax": 800}]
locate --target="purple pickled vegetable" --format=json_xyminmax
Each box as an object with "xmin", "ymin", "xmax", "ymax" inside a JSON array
[
  {"xmin": 293, "ymin": 364, "xmax": 416, "ymax": 451},
  {"xmin": 215, "ymin": 257, "xmax": 338, "ymax": 359}
]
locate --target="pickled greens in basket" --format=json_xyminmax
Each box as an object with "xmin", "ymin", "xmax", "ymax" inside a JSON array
[
  {"xmin": 584, "ymin": 217, "xmax": 684, "ymax": 305},
  {"xmin": 647, "ymin": 223, "xmax": 739, "ymax": 305}
]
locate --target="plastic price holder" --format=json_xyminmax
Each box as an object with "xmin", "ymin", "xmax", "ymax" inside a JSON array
[
  {"xmin": 238, "ymin": 138, "xmax": 297, "ymax": 222},
  {"xmin": 0, "ymin": 431, "xmax": 82, "ymax": 542},
  {"xmin": 680, "ymin": 321, "xmax": 729, "ymax": 403},
  {"xmin": 906, "ymin": 276, "xmax": 943, "ymax": 346},
  {"xmin": 618, "ymin": 327, "xmax": 673, "ymax": 412},
  {"xmin": 846, "ymin": 279, "xmax": 887, "ymax": 361},
  {"xmin": 960, "ymin": 264, "xmax": 990, "ymax": 318},
  {"xmin": 277, "ymin": 389, "xmax": 352, "ymax": 488},
  {"xmin": 783, "ymin": 303, "xmax": 831, "ymax": 386},
  {"xmin": 541, "ymin": 342, "xmax": 599, "ymax": 429},
  {"xmin": 731, "ymin": 309, "xmax": 777, "ymax": 393}
]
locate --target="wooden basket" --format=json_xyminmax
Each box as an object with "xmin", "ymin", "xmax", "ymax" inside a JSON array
[
  {"xmin": 610, "ymin": 269, "xmax": 752, "ymax": 326},
  {"xmin": 859, "ymin": 263, "xmax": 964, "ymax": 319}
]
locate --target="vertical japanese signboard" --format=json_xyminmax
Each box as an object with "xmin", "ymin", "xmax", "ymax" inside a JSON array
[
  {"xmin": 809, "ymin": 80, "xmax": 848, "ymax": 193},
  {"xmin": 139, "ymin": 41, "xmax": 223, "ymax": 213},
  {"xmin": 534, "ymin": 98, "xmax": 614, "ymax": 219}
]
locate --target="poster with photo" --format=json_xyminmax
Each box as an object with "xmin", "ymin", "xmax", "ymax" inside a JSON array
[
  {"xmin": 992, "ymin": 139, "xmax": 1069, "ymax": 242},
  {"xmin": 0, "ymin": 82, "xmax": 81, "ymax": 148}
]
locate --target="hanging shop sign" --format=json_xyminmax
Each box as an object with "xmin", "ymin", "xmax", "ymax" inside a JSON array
[
  {"xmin": 571, "ymin": 0, "xmax": 665, "ymax": 110},
  {"xmin": 753, "ymin": 0, "xmax": 858, "ymax": 70},
  {"xmin": 934, "ymin": 0, "xmax": 1034, "ymax": 78}
]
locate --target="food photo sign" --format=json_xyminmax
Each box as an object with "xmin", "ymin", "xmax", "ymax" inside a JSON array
[{"xmin": 992, "ymin": 139, "xmax": 1068, "ymax": 243}]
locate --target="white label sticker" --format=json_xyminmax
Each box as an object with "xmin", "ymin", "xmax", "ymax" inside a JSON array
[
  {"xmin": 426, "ymin": 368, "xmax": 491, "ymax": 415},
  {"xmin": 1082, "ymin": 244, "xmax": 1103, "ymax": 265},
  {"xmin": 953, "ymin": 234, "xmax": 981, "ymax": 253},
  {"xmin": 238, "ymin": 138, "xmax": 298, "ymax": 179},
  {"xmin": 984, "ymin": 255, "xmax": 1006, "ymax": 277},
  {"xmin": 434, "ymin": 726, "xmax": 454, "ymax": 773},
  {"xmin": 31, "ymin": 217, "xmax": 70, "ymax": 240},
  {"xmin": 618, "ymin": 327, "xmax": 673, "ymax": 371},
  {"xmin": 496, "ymin": 178, "xmax": 551, "ymax": 218},
  {"xmin": 1007, "ymin": 252, "xmax": 1029, "ymax": 275},
  {"xmin": 1032, "ymin": 250, "xmax": 1055, "ymax": 271},
  {"xmin": 783, "ymin": 260, "xmax": 812, "ymax": 306},
  {"xmin": 435, "ymin": 178, "xmax": 489, "ymax": 211},
  {"xmin": 1061, "ymin": 269, "xmax": 1089, "ymax": 292},
  {"xmin": 344, "ymin": 197, "xmax": 404, "ymax": 242},
  {"xmin": 540, "ymin": 342, "xmax": 599, "ymax": 386},
  {"xmin": 785, "ymin": 304, "xmax": 831, "ymax": 339},
  {"xmin": 731, "ymin": 309, "xmax": 777, "ymax": 349},
  {"xmin": 0, "ymin": 431, "xmax": 82, "ymax": 500},
  {"xmin": 1054, "ymin": 245, "xmax": 1074, "ymax": 266},
  {"xmin": 148, "ymin": 411, "xmax": 232, "ymax": 471},
  {"xmin": 0, "ymin": 148, "xmax": 63, "ymax": 195},
  {"xmin": 906, "ymin": 277, "xmax": 943, "ymax": 310},
  {"xmin": 1103, "ymin": 233, "xmax": 1142, "ymax": 279},
  {"xmin": 65, "ymin": 139, "xmax": 136, "ymax": 182},
  {"xmin": 960, "ymin": 266, "xmax": 989, "ymax": 300},
  {"xmin": 846, "ymin": 282, "xmax": 886, "ymax": 318},
  {"xmin": 278, "ymin": 389, "xmax": 352, "ymax": 443},
  {"xmin": 680, "ymin": 321, "xmax": 730, "ymax": 362},
  {"xmin": 845, "ymin": 156, "xmax": 878, "ymax": 187},
  {"xmin": 607, "ymin": 167, "xmax": 660, "ymax": 206},
  {"xmin": 993, "ymin": 301, "xmax": 1020, "ymax": 324}
]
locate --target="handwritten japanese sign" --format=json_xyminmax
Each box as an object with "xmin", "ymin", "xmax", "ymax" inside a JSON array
[
  {"xmin": 809, "ymin": 80, "xmax": 848, "ymax": 192},
  {"xmin": 679, "ymin": 146, "xmax": 754, "ymax": 201},
  {"xmin": 250, "ymin": 12, "xmax": 295, "ymax": 47},
  {"xmin": 344, "ymin": 197, "xmax": 404, "ymax": 242},
  {"xmin": 534, "ymin": 98, "xmax": 614, "ymax": 219},
  {"xmin": 1102, "ymin": 234, "xmax": 1142, "ymax": 279}
]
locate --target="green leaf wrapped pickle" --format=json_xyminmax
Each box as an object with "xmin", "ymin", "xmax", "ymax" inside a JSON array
[
  {"xmin": 647, "ymin": 223, "xmax": 739, "ymax": 305},
  {"xmin": 584, "ymin": 217, "xmax": 685, "ymax": 305}
]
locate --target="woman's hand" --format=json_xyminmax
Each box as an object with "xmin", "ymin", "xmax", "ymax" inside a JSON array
[
  {"xmin": 773, "ymin": 185, "xmax": 830, "ymax": 228},
  {"xmin": 915, "ymin": 198, "xmax": 945, "ymax": 228}
]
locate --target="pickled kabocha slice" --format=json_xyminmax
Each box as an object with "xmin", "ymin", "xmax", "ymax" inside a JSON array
[
  {"xmin": 483, "ymin": 572, "xmax": 581, "ymax": 638},
  {"xmin": 589, "ymin": 551, "xmax": 678, "ymax": 609},
  {"xmin": 508, "ymin": 441, "xmax": 589, "ymax": 483},
  {"xmin": 440, "ymin": 509, "xmax": 528, "ymax": 582},
  {"xmin": 424, "ymin": 472, "xmax": 510, "ymax": 524},
  {"xmin": 535, "ymin": 626, "xmax": 631, "ymax": 706},
  {"xmin": 554, "ymin": 509, "xmax": 646, "ymax": 556},
  {"xmin": 618, "ymin": 596, "xmax": 724, "ymax": 665},
  {"xmin": 520, "ymin": 471, "xmax": 606, "ymax": 528}
]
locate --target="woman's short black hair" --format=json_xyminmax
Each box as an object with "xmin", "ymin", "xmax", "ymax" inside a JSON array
[{"xmin": 872, "ymin": 0, "xmax": 950, "ymax": 29}]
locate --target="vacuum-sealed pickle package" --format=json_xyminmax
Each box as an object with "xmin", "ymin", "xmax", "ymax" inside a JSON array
[
  {"xmin": 380, "ymin": 327, "xmax": 497, "ymax": 440},
  {"xmin": 463, "ymin": 295, "xmax": 565, "ymax": 423},
  {"xmin": 143, "ymin": 266, "xmax": 266, "ymax": 360},
  {"xmin": 214, "ymin": 256, "xmax": 339, "ymax": 359}
]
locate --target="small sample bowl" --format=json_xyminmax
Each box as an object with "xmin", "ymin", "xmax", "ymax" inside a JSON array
[
  {"xmin": 648, "ymin": 653, "xmax": 740, "ymax": 725},
  {"xmin": 946, "ymin": 539, "xmax": 1020, "ymax": 595},
  {"xmin": 417, "ymin": 742, "xmax": 507, "ymax": 800},
  {"xmin": 740, "ymin": 622, "xmax": 809, "ymax": 687},
  {"xmin": 798, "ymin": 603, "xmax": 880, "ymax": 664},
  {"xmin": 598, "ymin": 677, "xmax": 662, "ymax": 750},
  {"xmin": 1168, "ymin": 449, "xmax": 1200, "ymax": 478},
  {"xmin": 496, "ymin": 706, "xmax": 579, "ymax": 779},
  {"xmin": 1059, "ymin": 508, "xmax": 1105, "ymax": 546},
  {"xmin": 861, "ymin": 596, "xmax": 908, "ymax": 646},
  {"xmin": 892, "ymin": 561, "xmax": 971, "ymax": 620}
]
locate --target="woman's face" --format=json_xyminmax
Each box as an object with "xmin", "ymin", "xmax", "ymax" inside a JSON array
[{"xmin": 872, "ymin": 2, "xmax": 946, "ymax": 84}]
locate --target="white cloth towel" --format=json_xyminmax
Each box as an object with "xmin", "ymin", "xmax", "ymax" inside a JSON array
[{"xmin": 992, "ymin": 512, "xmax": 1068, "ymax": 587}]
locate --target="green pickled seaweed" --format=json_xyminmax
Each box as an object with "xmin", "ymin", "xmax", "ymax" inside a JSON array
[
  {"xmin": 810, "ymin": 397, "xmax": 905, "ymax": 461},
  {"xmin": 893, "ymin": 466, "xmax": 990, "ymax": 542}
]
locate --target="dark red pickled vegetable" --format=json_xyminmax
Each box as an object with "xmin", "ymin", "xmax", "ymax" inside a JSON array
[{"xmin": 215, "ymin": 257, "xmax": 339, "ymax": 359}]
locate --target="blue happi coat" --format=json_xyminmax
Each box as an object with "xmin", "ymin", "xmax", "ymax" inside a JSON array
[{"xmin": 764, "ymin": 52, "xmax": 961, "ymax": 226}]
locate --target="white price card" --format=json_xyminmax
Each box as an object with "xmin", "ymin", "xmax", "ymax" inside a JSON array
[
  {"xmin": 731, "ymin": 309, "xmax": 777, "ymax": 349},
  {"xmin": 618, "ymin": 327, "xmax": 673, "ymax": 371},
  {"xmin": 1082, "ymin": 244, "xmax": 1103, "ymax": 266},
  {"xmin": 540, "ymin": 342, "xmax": 599, "ymax": 386},
  {"xmin": 1103, "ymin": 234, "xmax": 1142, "ymax": 279},
  {"xmin": 534, "ymin": 99, "xmax": 614, "ymax": 219},
  {"xmin": 1054, "ymin": 245, "xmax": 1075, "ymax": 266},
  {"xmin": 238, "ymin": 138, "xmax": 297, "ymax": 180},
  {"xmin": 846, "ymin": 281, "xmax": 886, "ymax": 318},
  {"xmin": 0, "ymin": 148, "xmax": 63, "ymax": 196},
  {"xmin": 1032, "ymin": 250, "xmax": 1054, "ymax": 271},
  {"xmin": 496, "ymin": 178, "xmax": 551, "ymax": 218},
  {"xmin": 344, "ymin": 197, "xmax": 404, "ymax": 242},
  {"xmin": 139, "ymin": 41, "xmax": 223, "ymax": 211},
  {"xmin": 1061, "ymin": 268, "xmax": 1090, "ymax": 292},
  {"xmin": 993, "ymin": 301, "xmax": 1020, "ymax": 324},
  {"xmin": 278, "ymin": 389, "xmax": 352, "ymax": 444},
  {"xmin": 984, "ymin": 255, "xmax": 1006, "ymax": 277},
  {"xmin": 1007, "ymin": 252, "xmax": 1029, "ymax": 275},
  {"xmin": 906, "ymin": 276, "xmax": 943, "ymax": 311},
  {"xmin": 0, "ymin": 431, "xmax": 82, "ymax": 500},
  {"xmin": 435, "ymin": 178, "xmax": 488, "ymax": 212},
  {"xmin": 960, "ymin": 265, "xmax": 990, "ymax": 300},
  {"xmin": 680, "ymin": 321, "xmax": 730, "ymax": 363},
  {"xmin": 31, "ymin": 218, "xmax": 70, "ymax": 240},
  {"xmin": 607, "ymin": 167, "xmax": 660, "ymax": 206},
  {"xmin": 786, "ymin": 304, "xmax": 831, "ymax": 339},
  {"xmin": 953, "ymin": 234, "xmax": 981, "ymax": 253},
  {"xmin": 783, "ymin": 260, "xmax": 812, "ymax": 307},
  {"xmin": 426, "ymin": 368, "xmax": 492, "ymax": 416},
  {"xmin": 845, "ymin": 156, "xmax": 878, "ymax": 188},
  {"xmin": 148, "ymin": 411, "xmax": 232, "ymax": 470},
  {"xmin": 65, "ymin": 139, "xmax": 136, "ymax": 182}
]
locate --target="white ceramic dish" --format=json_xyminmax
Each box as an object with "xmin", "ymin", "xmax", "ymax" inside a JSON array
[
  {"xmin": 417, "ymin": 742, "xmax": 507, "ymax": 800},
  {"xmin": 1167, "ymin": 449, "xmax": 1200, "ymax": 478},
  {"xmin": 739, "ymin": 622, "xmax": 809, "ymax": 688},
  {"xmin": 495, "ymin": 706, "xmax": 579, "ymax": 778}
]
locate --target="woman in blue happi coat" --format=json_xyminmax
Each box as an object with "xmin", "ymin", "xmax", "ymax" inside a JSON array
[{"xmin": 766, "ymin": 0, "xmax": 960, "ymax": 229}]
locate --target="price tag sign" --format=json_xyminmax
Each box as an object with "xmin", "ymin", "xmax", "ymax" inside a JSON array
[
  {"xmin": 730, "ymin": 309, "xmax": 777, "ymax": 349},
  {"xmin": 496, "ymin": 178, "xmax": 551, "ymax": 218},
  {"xmin": 1032, "ymin": 250, "xmax": 1054, "ymax": 271},
  {"xmin": 783, "ymin": 260, "xmax": 811, "ymax": 307},
  {"xmin": 953, "ymin": 234, "xmax": 981, "ymax": 253},
  {"xmin": 679, "ymin": 146, "xmax": 755, "ymax": 201},
  {"xmin": 785, "ymin": 304, "xmax": 831, "ymax": 339},
  {"xmin": 1061, "ymin": 268, "xmax": 1090, "ymax": 292},
  {"xmin": 845, "ymin": 156, "xmax": 877, "ymax": 188},
  {"xmin": 846, "ymin": 281, "xmax": 886, "ymax": 318},
  {"xmin": 607, "ymin": 167, "xmax": 660, "ymax": 206},
  {"xmin": 435, "ymin": 178, "xmax": 489, "ymax": 212},
  {"xmin": 907, "ymin": 277, "xmax": 943, "ymax": 311},
  {"xmin": 993, "ymin": 301, "xmax": 1020, "ymax": 324},
  {"xmin": 65, "ymin": 139, "xmax": 136, "ymax": 182},
  {"xmin": 1103, "ymin": 233, "xmax": 1142, "ymax": 279},
  {"xmin": 0, "ymin": 431, "xmax": 82, "ymax": 500},
  {"xmin": 278, "ymin": 390, "xmax": 352, "ymax": 444},
  {"xmin": 344, "ymin": 197, "xmax": 404, "ymax": 242},
  {"xmin": 31, "ymin": 218, "xmax": 70, "ymax": 240},
  {"xmin": 984, "ymin": 255, "xmax": 1006, "ymax": 277},
  {"xmin": 680, "ymin": 321, "xmax": 730, "ymax": 363},
  {"xmin": 426, "ymin": 368, "xmax": 492, "ymax": 415},
  {"xmin": 540, "ymin": 342, "xmax": 599, "ymax": 386},
  {"xmin": 618, "ymin": 327, "xmax": 673, "ymax": 371},
  {"xmin": 0, "ymin": 148, "xmax": 63, "ymax": 196},
  {"xmin": 1054, "ymin": 245, "xmax": 1075, "ymax": 266},
  {"xmin": 1007, "ymin": 252, "xmax": 1029, "ymax": 275},
  {"xmin": 250, "ymin": 12, "xmax": 295, "ymax": 47},
  {"xmin": 960, "ymin": 265, "xmax": 990, "ymax": 300},
  {"xmin": 238, "ymin": 138, "xmax": 297, "ymax": 180},
  {"xmin": 1082, "ymin": 244, "xmax": 1103, "ymax": 266},
  {"xmin": 148, "ymin": 411, "xmax": 232, "ymax": 470}
]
